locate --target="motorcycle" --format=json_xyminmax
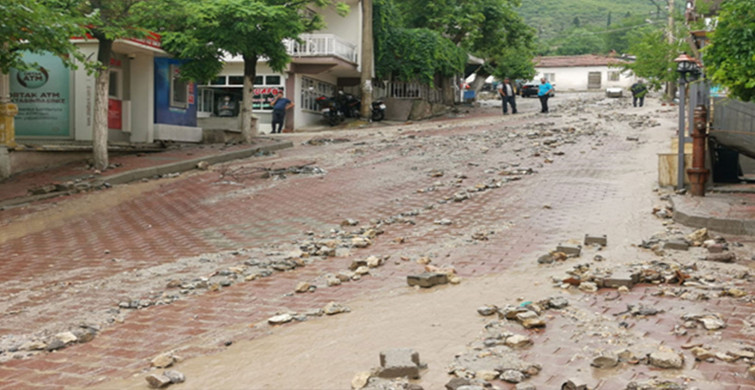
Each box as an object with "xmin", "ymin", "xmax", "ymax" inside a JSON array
[
  {"xmin": 316, "ymin": 95, "xmax": 345, "ymax": 126},
  {"xmin": 370, "ymin": 100, "xmax": 386, "ymax": 122}
]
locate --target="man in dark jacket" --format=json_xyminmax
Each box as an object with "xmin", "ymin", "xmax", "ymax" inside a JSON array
[
  {"xmin": 631, "ymin": 80, "xmax": 648, "ymax": 107},
  {"xmin": 498, "ymin": 78, "xmax": 518, "ymax": 115}
]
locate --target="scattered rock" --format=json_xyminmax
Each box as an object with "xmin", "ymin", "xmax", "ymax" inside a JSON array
[
  {"xmin": 500, "ymin": 369, "xmax": 524, "ymax": 383},
  {"xmin": 146, "ymin": 373, "xmax": 172, "ymax": 388},
  {"xmin": 477, "ymin": 305, "xmax": 498, "ymax": 316},
  {"xmin": 268, "ymin": 313, "xmax": 294, "ymax": 325},
  {"xmin": 445, "ymin": 377, "xmax": 471, "ymax": 390},
  {"xmin": 663, "ymin": 239, "xmax": 689, "ymax": 251},
  {"xmin": 556, "ymin": 244, "xmax": 581, "ymax": 257},
  {"xmin": 584, "ymin": 234, "xmax": 607, "ymax": 246},
  {"xmin": 706, "ymin": 252, "xmax": 736, "ymax": 263},
  {"xmin": 591, "ymin": 352, "xmax": 619, "ymax": 368},
  {"xmin": 151, "ymin": 352, "xmax": 176, "ymax": 368},
  {"xmin": 407, "ymin": 272, "xmax": 448, "ymax": 288},
  {"xmin": 352, "ymin": 371, "xmax": 372, "ymax": 389},
  {"xmin": 323, "ymin": 302, "xmax": 350, "ymax": 315},
  {"xmin": 648, "ymin": 349, "xmax": 684, "ymax": 369},
  {"xmin": 163, "ymin": 370, "xmax": 185, "ymax": 384},
  {"xmin": 378, "ymin": 348, "xmax": 422, "ymax": 379},
  {"xmin": 295, "ymin": 282, "xmax": 312, "ymax": 293}
]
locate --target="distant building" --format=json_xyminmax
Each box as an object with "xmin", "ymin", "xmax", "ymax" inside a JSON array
[{"xmin": 533, "ymin": 54, "xmax": 637, "ymax": 92}]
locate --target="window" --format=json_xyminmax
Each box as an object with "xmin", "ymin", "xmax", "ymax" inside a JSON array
[
  {"xmin": 228, "ymin": 76, "xmax": 244, "ymax": 85},
  {"xmin": 544, "ymin": 73, "xmax": 555, "ymax": 82},
  {"xmin": 254, "ymin": 76, "xmax": 264, "ymax": 85},
  {"xmin": 210, "ymin": 76, "xmax": 226, "ymax": 85},
  {"xmin": 266, "ymin": 75, "xmax": 281, "ymax": 85},
  {"xmin": 608, "ymin": 71, "xmax": 621, "ymax": 81},
  {"xmin": 108, "ymin": 69, "xmax": 122, "ymax": 99},
  {"xmin": 301, "ymin": 77, "xmax": 335, "ymax": 111},
  {"xmin": 170, "ymin": 64, "xmax": 189, "ymax": 109}
]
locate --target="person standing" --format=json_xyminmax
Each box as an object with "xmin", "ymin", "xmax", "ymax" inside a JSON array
[
  {"xmin": 498, "ymin": 78, "xmax": 518, "ymax": 115},
  {"xmin": 537, "ymin": 77, "xmax": 553, "ymax": 113},
  {"xmin": 630, "ymin": 79, "xmax": 648, "ymax": 107},
  {"xmin": 270, "ymin": 91, "xmax": 294, "ymax": 134}
]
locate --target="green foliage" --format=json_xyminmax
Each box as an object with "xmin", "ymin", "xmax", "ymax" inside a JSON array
[
  {"xmin": 490, "ymin": 45, "xmax": 536, "ymax": 80},
  {"xmin": 374, "ymin": 0, "xmax": 466, "ymax": 84},
  {"xmin": 704, "ymin": 0, "xmax": 755, "ymax": 102},
  {"xmin": 157, "ymin": 0, "xmax": 343, "ymax": 83},
  {"xmin": 622, "ymin": 29, "xmax": 684, "ymax": 90},
  {"xmin": 553, "ymin": 28, "xmax": 604, "ymax": 55},
  {"xmin": 0, "ymin": 0, "xmax": 88, "ymax": 73}
]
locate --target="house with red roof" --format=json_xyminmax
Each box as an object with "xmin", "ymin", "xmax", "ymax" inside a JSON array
[{"xmin": 533, "ymin": 54, "xmax": 638, "ymax": 92}]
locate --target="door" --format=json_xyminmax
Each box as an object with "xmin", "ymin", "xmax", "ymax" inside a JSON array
[
  {"xmin": 588, "ymin": 72, "xmax": 602, "ymax": 90},
  {"xmin": 197, "ymin": 88, "xmax": 214, "ymax": 118}
]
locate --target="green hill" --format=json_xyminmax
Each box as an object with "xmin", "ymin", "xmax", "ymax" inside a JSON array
[{"xmin": 517, "ymin": 0, "xmax": 679, "ymax": 40}]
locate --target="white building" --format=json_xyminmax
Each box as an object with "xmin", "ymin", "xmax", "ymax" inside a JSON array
[
  {"xmin": 533, "ymin": 55, "xmax": 637, "ymax": 92},
  {"xmin": 197, "ymin": 0, "xmax": 362, "ymax": 134}
]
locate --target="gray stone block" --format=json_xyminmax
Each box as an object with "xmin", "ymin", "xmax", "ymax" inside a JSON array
[
  {"xmin": 146, "ymin": 374, "xmax": 172, "ymax": 388},
  {"xmin": 445, "ymin": 377, "xmax": 472, "ymax": 390},
  {"xmin": 379, "ymin": 348, "xmax": 421, "ymax": 379},
  {"xmin": 584, "ymin": 234, "xmax": 607, "ymax": 246},
  {"xmin": 603, "ymin": 270, "xmax": 639, "ymax": 289},
  {"xmin": 407, "ymin": 272, "xmax": 448, "ymax": 288},
  {"xmin": 663, "ymin": 239, "xmax": 689, "ymax": 251},
  {"xmin": 556, "ymin": 244, "xmax": 582, "ymax": 256}
]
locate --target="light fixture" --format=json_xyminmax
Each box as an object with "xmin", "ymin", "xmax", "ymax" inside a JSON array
[{"xmin": 674, "ymin": 53, "xmax": 700, "ymax": 82}]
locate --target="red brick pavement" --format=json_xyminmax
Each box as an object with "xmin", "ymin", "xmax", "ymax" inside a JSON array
[{"xmin": 1, "ymin": 107, "xmax": 753, "ymax": 389}]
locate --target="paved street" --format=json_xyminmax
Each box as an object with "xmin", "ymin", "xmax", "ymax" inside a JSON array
[{"xmin": 1, "ymin": 93, "xmax": 753, "ymax": 389}]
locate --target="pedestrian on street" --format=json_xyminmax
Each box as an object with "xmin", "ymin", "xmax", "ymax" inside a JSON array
[
  {"xmin": 498, "ymin": 77, "xmax": 518, "ymax": 115},
  {"xmin": 537, "ymin": 77, "xmax": 552, "ymax": 113},
  {"xmin": 270, "ymin": 92, "xmax": 294, "ymax": 134},
  {"xmin": 630, "ymin": 79, "xmax": 648, "ymax": 107}
]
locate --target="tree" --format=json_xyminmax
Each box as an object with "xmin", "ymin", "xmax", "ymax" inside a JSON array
[
  {"xmin": 394, "ymin": 0, "xmax": 535, "ymax": 90},
  {"xmin": 0, "ymin": 0, "xmax": 86, "ymax": 73},
  {"xmin": 159, "ymin": 0, "xmax": 347, "ymax": 141},
  {"xmin": 622, "ymin": 28, "xmax": 685, "ymax": 91},
  {"xmin": 554, "ymin": 28, "xmax": 605, "ymax": 55},
  {"xmin": 704, "ymin": 0, "xmax": 755, "ymax": 102}
]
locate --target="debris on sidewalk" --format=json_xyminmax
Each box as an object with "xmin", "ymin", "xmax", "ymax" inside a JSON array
[{"xmin": 146, "ymin": 369, "xmax": 185, "ymax": 388}]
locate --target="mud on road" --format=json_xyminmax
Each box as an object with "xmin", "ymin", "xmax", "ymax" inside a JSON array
[{"xmin": 1, "ymin": 93, "xmax": 753, "ymax": 390}]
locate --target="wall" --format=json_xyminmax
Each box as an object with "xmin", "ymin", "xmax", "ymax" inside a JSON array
[{"xmin": 535, "ymin": 66, "xmax": 636, "ymax": 91}]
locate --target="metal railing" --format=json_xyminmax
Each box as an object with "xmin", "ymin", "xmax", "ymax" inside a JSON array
[
  {"xmin": 285, "ymin": 34, "xmax": 358, "ymax": 63},
  {"xmin": 374, "ymin": 81, "xmax": 445, "ymax": 103}
]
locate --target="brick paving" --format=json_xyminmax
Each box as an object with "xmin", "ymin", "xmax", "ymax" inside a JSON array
[{"xmin": 0, "ymin": 100, "xmax": 753, "ymax": 389}]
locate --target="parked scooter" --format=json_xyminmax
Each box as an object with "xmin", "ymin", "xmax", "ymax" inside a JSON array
[
  {"xmin": 316, "ymin": 95, "xmax": 345, "ymax": 126},
  {"xmin": 338, "ymin": 92, "xmax": 386, "ymax": 122},
  {"xmin": 370, "ymin": 100, "xmax": 386, "ymax": 122}
]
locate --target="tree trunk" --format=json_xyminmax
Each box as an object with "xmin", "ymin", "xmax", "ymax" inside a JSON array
[
  {"xmin": 360, "ymin": 0, "xmax": 374, "ymax": 119},
  {"xmin": 93, "ymin": 38, "xmax": 113, "ymax": 170},
  {"xmin": 241, "ymin": 54, "xmax": 258, "ymax": 142}
]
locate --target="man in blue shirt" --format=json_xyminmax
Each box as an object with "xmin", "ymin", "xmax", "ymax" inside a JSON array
[
  {"xmin": 537, "ymin": 77, "xmax": 553, "ymax": 113},
  {"xmin": 270, "ymin": 92, "xmax": 294, "ymax": 134}
]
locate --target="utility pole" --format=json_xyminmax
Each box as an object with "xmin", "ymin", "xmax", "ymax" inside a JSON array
[
  {"xmin": 360, "ymin": 0, "xmax": 374, "ymax": 120},
  {"xmin": 667, "ymin": 0, "xmax": 677, "ymax": 100}
]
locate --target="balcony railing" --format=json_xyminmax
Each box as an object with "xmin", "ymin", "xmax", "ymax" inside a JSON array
[{"xmin": 285, "ymin": 34, "xmax": 358, "ymax": 64}]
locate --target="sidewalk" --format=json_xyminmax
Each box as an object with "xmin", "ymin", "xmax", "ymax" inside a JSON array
[
  {"xmin": 672, "ymin": 184, "xmax": 755, "ymax": 235},
  {"xmin": 0, "ymin": 138, "xmax": 293, "ymax": 209}
]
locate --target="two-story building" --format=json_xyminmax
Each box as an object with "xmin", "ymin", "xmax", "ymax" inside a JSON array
[{"xmin": 197, "ymin": 0, "xmax": 362, "ymax": 134}]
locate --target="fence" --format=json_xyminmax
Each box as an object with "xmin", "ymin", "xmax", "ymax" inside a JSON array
[{"xmin": 373, "ymin": 81, "xmax": 446, "ymax": 103}]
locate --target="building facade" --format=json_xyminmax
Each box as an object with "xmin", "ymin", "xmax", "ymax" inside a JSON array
[{"xmin": 533, "ymin": 55, "xmax": 637, "ymax": 92}]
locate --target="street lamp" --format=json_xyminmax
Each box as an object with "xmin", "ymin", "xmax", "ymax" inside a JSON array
[{"xmin": 673, "ymin": 53, "xmax": 701, "ymax": 190}]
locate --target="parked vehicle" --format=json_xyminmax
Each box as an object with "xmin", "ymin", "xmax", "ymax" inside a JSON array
[
  {"xmin": 371, "ymin": 100, "xmax": 386, "ymax": 121},
  {"xmin": 520, "ymin": 82, "xmax": 555, "ymax": 98},
  {"xmin": 316, "ymin": 95, "xmax": 345, "ymax": 126}
]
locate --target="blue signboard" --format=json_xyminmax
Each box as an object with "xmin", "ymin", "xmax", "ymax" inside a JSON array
[{"xmin": 154, "ymin": 58, "xmax": 197, "ymax": 127}]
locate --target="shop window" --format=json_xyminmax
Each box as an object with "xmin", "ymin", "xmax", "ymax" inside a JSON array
[
  {"xmin": 228, "ymin": 75, "xmax": 244, "ymax": 85},
  {"xmin": 210, "ymin": 76, "xmax": 226, "ymax": 85},
  {"xmin": 266, "ymin": 75, "xmax": 281, "ymax": 85},
  {"xmin": 254, "ymin": 76, "xmax": 264, "ymax": 85},
  {"xmin": 170, "ymin": 64, "xmax": 189, "ymax": 109}
]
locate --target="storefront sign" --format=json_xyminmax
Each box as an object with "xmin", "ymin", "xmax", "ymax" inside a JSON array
[
  {"xmin": 9, "ymin": 52, "xmax": 70, "ymax": 137},
  {"xmin": 252, "ymin": 87, "xmax": 283, "ymax": 110}
]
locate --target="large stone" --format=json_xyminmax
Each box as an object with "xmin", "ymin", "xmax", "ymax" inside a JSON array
[
  {"xmin": 351, "ymin": 371, "xmax": 372, "ymax": 389},
  {"xmin": 591, "ymin": 352, "xmax": 619, "ymax": 368},
  {"xmin": 648, "ymin": 350, "xmax": 684, "ymax": 369},
  {"xmin": 515, "ymin": 384, "xmax": 536, "ymax": 390},
  {"xmin": 54, "ymin": 331, "xmax": 78, "ymax": 345},
  {"xmin": 146, "ymin": 373, "xmax": 172, "ymax": 388},
  {"xmin": 663, "ymin": 239, "xmax": 689, "ymax": 251},
  {"xmin": 323, "ymin": 302, "xmax": 350, "ymax": 315},
  {"xmin": 151, "ymin": 353, "xmax": 175, "ymax": 368},
  {"xmin": 706, "ymin": 252, "xmax": 736, "ymax": 263},
  {"xmin": 268, "ymin": 313, "xmax": 294, "ymax": 325},
  {"xmin": 500, "ymin": 369, "xmax": 524, "ymax": 383},
  {"xmin": 164, "ymin": 370, "xmax": 185, "ymax": 384},
  {"xmin": 505, "ymin": 334, "xmax": 533, "ymax": 348},
  {"xmin": 521, "ymin": 318, "xmax": 546, "ymax": 329},
  {"xmin": 584, "ymin": 234, "xmax": 607, "ymax": 246},
  {"xmin": 556, "ymin": 244, "xmax": 581, "ymax": 257},
  {"xmin": 407, "ymin": 272, "xmax": 448, "ymax": 288},
  {"xmin": 561, "ymin": 379, "xmax": 588, "ymax": 390},
  {"xmin": 378, "ymin": 348, "xmax": 421, "ymax": 379},
  {"xmin": 603, "ymin": 270, "xmax": 638, "ymax": 289},
  {"xmin": 445, "ymin": 377, "xmax": 471, "ymax": 390},
  {"xmin": 475, "ymin": 370, "xmax": 499, "ymax": 381}
]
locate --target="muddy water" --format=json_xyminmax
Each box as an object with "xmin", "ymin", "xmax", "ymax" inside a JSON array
[{"xmin": 98, "ymin": 95, "xmax": 671, "ymax": 390}]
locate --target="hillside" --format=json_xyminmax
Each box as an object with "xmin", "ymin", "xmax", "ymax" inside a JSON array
[{"xmin": 517, "ymin": 0, "xmax": 679, "ymax": 41}]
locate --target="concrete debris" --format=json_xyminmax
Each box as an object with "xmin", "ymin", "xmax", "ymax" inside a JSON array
[
  {"xmin": 682, "ymin": 313, "xmax": 726, "ymax": 330},
  {"xmin": 705, "ymin": 252, "xmax": 736, "ymax": 263},
  {"xmin": 584, "ymin": 234, "xmax": 607, "ymax": 246},
  {"xmin": 323, "ymin": 302, "xmax": 350, "ymax": 315},
  {"xmin": 476, "ymin": 305, "xmax": 498, "ymax": 316},
  {"xmin": 407, "ymin": 272, "xmax": 448, "ymax": 288},
  {"xmin": 163, "ymin": 370, "xmax": 185, "ymax": 384},
  {"xmin": 500, "ymin": 369, "xmax": 525, "ymax": 383},
  {"xmin": 351, "ymin": 371, "xmax": 373, "ymax": 389},
  {"xmin": 445, "ymin": 377, "xmax": 471, "ymax": 390},
  {"xmin": 626, "ymin": 380, "xmax": 687, "ymax": 390},
  {"xmin": 378, "ymin": 348, "xmax": 422, "ymax": 379},
  {"xmin": 146, "ymin": 373, "xmax": 172, "ymax": 388},
  {"xmin": 561, "ymin": 379, "xmax": 588, "ymax": 390},
  {"xmin": 648, "ymin": 349, "xmax": 684, "ymax": 369},
  {"xmin": 591, "ymin": 352, "xmax": 619, "ymax": 368},
  {"xmin": 556, "ymin": 244, "xmax": 582, "ymax": 257},
  {"xmin": 663, "ymin": 239, "xmax": 690, "ymax": 251},
  {"xmin": 268, "ymin": 313, "xmax": 294, "ymax": 325}
]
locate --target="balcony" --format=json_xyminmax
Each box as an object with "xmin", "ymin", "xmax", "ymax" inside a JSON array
[{"xmin": 285, "ymin": 34, "xmax": 358, "ymax": 64}]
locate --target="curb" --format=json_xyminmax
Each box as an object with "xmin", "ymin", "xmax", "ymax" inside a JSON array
[
  {"xmin": 0, "ymin": 141, "xmax": 293, "ymax": 209},
  {"xmin": 671, "ymin": 195, "xmax": 755, "ymax": 235}
]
